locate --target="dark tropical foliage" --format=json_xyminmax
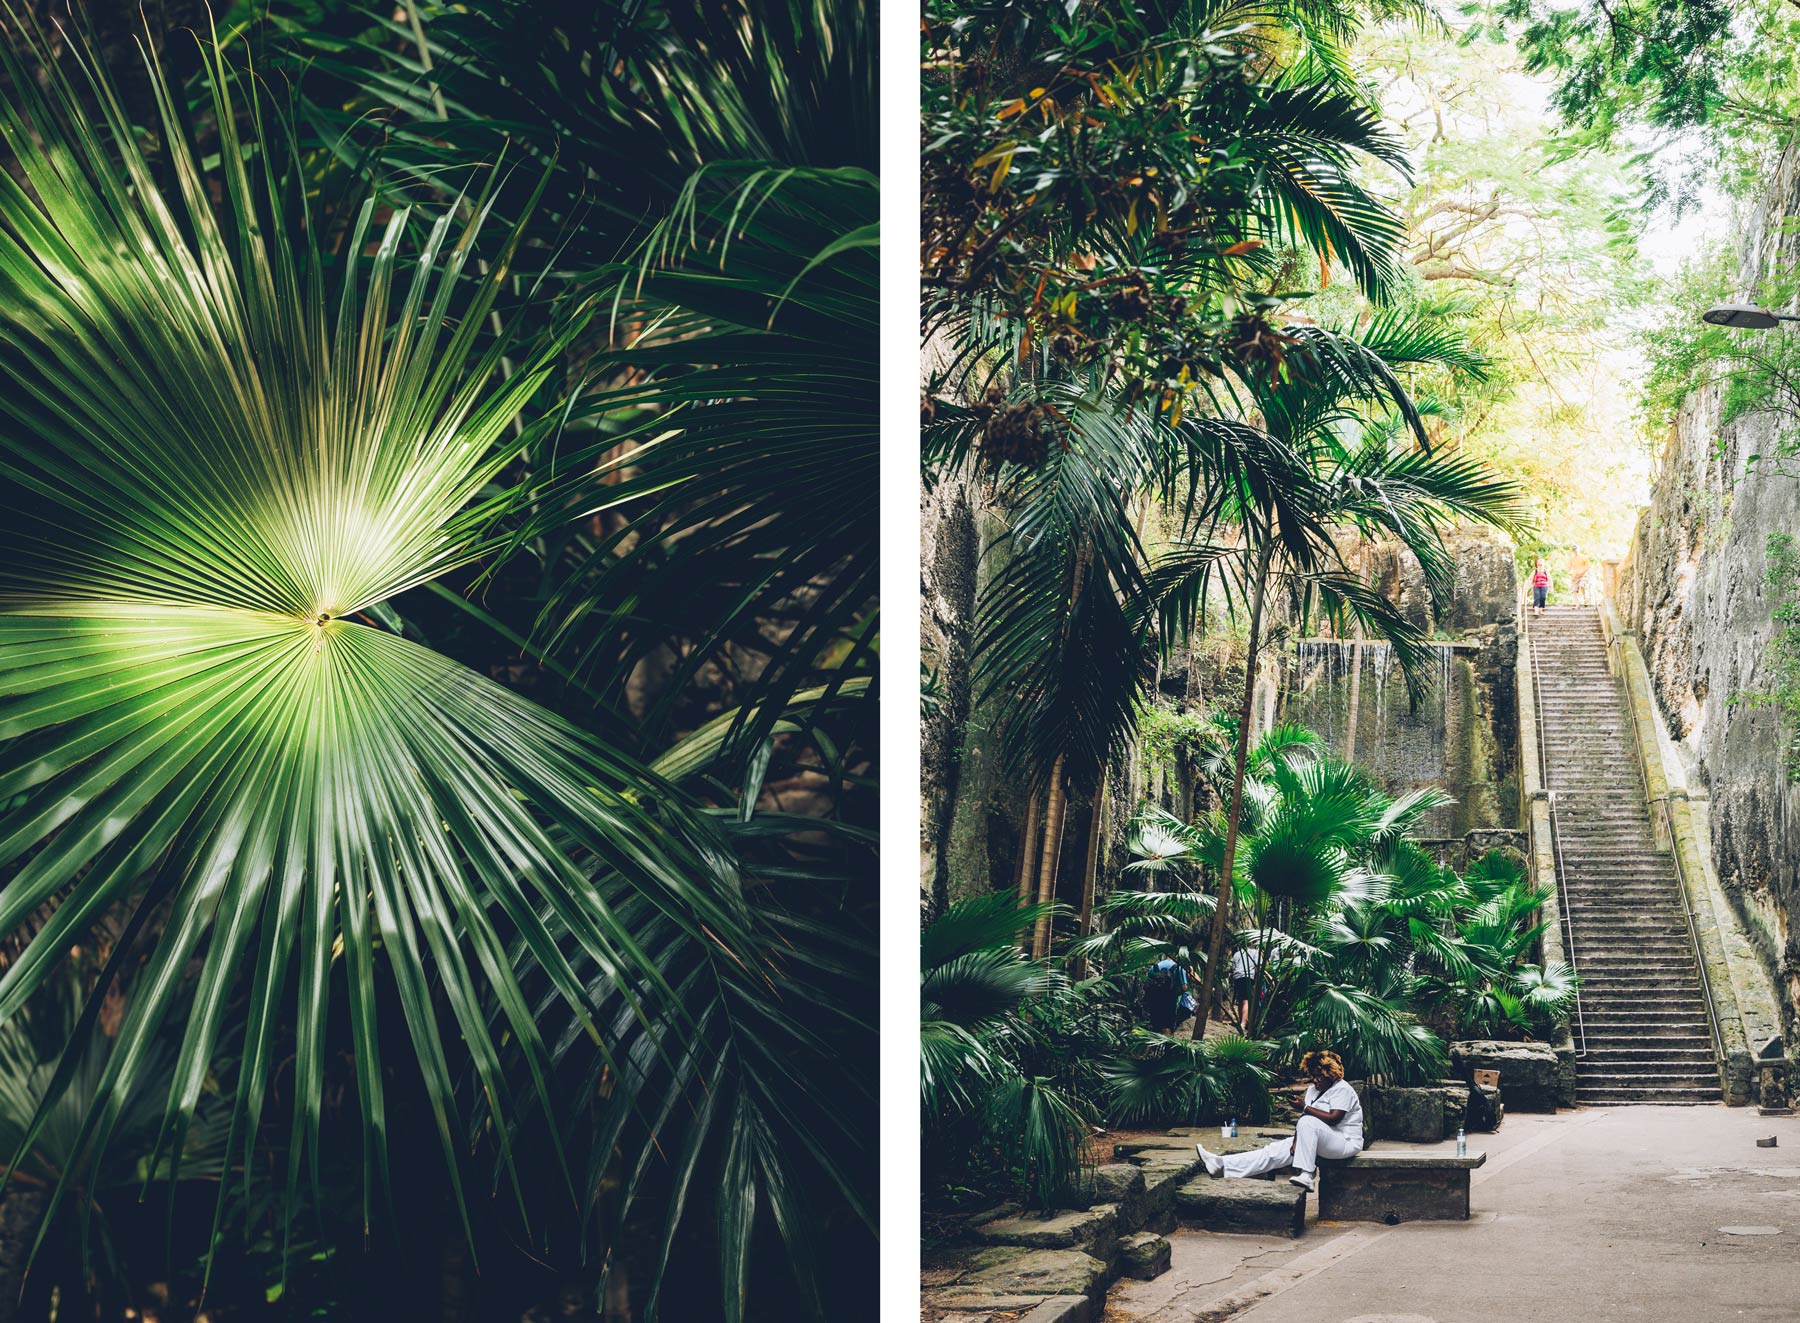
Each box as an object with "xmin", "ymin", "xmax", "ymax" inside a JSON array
[
  {"xmin": 0, "ymin": 2, "xmax": 875, "ymax": 1318},
  {"xmin": 1117, "ymin": 752, "xmax": 1574, "ymax": 1082}
]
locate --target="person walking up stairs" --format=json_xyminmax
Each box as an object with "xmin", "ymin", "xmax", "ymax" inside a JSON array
[{"xmin": 1530, "ymin": 606, "xmax": 1722, "ymax": 1105}]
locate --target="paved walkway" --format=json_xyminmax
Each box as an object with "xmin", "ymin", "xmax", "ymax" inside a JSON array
[{"xmin": 1107, "ymin": 1105, "xmax": 1800, "ymax": 1322}]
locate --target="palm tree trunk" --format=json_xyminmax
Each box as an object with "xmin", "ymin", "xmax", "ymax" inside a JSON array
[
  {"xmin": 1071, "ymin": 764, "xmax": 1110, "ymax": 980},
  {"xmin": 1345, "ymin": 543, "xmax": 1367, "ymax": 762},
  {"xmin": 1194, "ymin": 537, "xmax": 1275, "ymax": 1039},
  {"xmin": 1031, "ymin": 753, "xmax": 1069, "ymax": 959},
  {"xmin": 1015, "ymin": 784, "xmax": 1044, "ymax": 903},
  {"xmin": 1014, "ymin": 782, "xmax": 1044, "ymax": 953}
]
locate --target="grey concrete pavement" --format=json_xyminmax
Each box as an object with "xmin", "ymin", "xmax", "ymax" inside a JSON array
[{"xmin": 1107, "ymin": 1106, "xmax": 1800, "ymax": 1323}]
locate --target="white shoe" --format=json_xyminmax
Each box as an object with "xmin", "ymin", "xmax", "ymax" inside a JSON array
[
  {"xmin": 1195, "ymin": 1144, "xmax": 1224, "ymax": 1178},
  {"xmin": 1288, "ymin": 1170, "xmax": 1315, "ymax": 1191}
]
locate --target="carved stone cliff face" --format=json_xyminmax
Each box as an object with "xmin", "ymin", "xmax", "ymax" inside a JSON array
[
  {"xmin": 1280, "ymin": 524, "xmax": 1521, "ymax": 836},
  {"xmin": 1619, "ymin": 132, "xmax": 1800, "ymax": 1024}
]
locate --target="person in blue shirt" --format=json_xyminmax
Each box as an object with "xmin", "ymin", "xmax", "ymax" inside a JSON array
[{"xmin": 1145, "ymin": 956, "xmax": 1187, "ymax": 1033}]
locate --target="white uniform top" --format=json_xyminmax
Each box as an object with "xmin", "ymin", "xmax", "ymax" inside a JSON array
[
  {"xmin": 1230, "ymin": 948, "xmax": 1261, "ymax": 980},
  {"xmin": 1305, "ymin": 1079, "xmax": 1363, "ymax": 1143}
]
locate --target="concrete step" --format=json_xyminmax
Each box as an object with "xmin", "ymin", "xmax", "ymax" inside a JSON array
[
  {"xmin": 1562, "ymin": 877, "xmax": 1682, "ymax": 887},
  {"xmin": 1574, "ymin": 954, "xmax": 1696, "ymax": 967},
  {"xmin": 1564, "ymin": 917, "xmax": 1690, "ymax": 929},
  {"xmin": 1561, "ymin": 887, "xmax": 1684, "ymax": 897},
  {"xmin": 1577, "ymin": 1077, "xmax": 1721, "ymax": 1091},
  {"xmin": 1577, "ymin": 988, "xmax": 1708, "ymax": 1000},
  {"xmin": 1561, "ymin": 875, "xmax": 1681, "ymax": 885},
  {"xmin": 1575, "ymin": 970, "xmax": 1699, "ymax": 982},
  {"xmin": 1566, "ymin": 897, "xmax": 1685, "ymax": 907},
  {"xmin": 1576, "ymin": 1060, "xmax": 1719, "ymax": 1075},
  {"xmin": 1581, "ymin": 1048, "xmax": 1718, "ymax": 1065},
  {"xmin": 1559, "ymin": 863, "xmax": 1667, "ymax": 872},
  {"xmin": 1580, "ymin": 1001, "xmax": 1711, "ymax": 1015},
  {"xmin": 1576, "ymin": 961, "xmax": 1699, "ymax": 975},
  {"xmin": 1172, "ymin": 1173, "xmax": 1306, "ymax": 1238},
  {"xmin": 1577, "ymin": 1072, "xmax": 1721, "ymax": 1089},
  {"xmin": 1578, "ymin": 989, "xmax": 1709, "ymax": 1002},
  {"xmin": 1579, "ymin": 1035, "xmax": 1715, "ymax": 1050}
]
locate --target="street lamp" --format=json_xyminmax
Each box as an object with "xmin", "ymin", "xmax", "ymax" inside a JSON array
[{"xmin": 1702, "ymin": 302, "xmax": 1800, "ymax": 329}]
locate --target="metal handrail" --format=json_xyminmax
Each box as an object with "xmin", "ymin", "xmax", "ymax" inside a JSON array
[
  {"xmin": 1527, "ymin": 624, "xmax": 1586, "ymax": 1057},
  {"xmin": 1604, "ymin": 627, "xmax": 1731, "ymax": 1074}
]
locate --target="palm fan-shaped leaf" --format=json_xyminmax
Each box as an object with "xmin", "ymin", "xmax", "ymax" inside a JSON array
[
  {"xmin": 924, "ymin": 950, "xmax": 1061, "ymax": 1027},
  {"xmin": 922, "ymin": 891, "xmax": 1050, "ymax": 969},
  {"xmin": 0, "ymin": 15, "xmax": 751, "ymax": 1250},
  {"xmin": 1243, "ymin": 831, "xmax": 1347, "ymax": 904},
  {"xmin": 1300, "ymin": 981, "xmax": 1447, "ymax": 1083},
  {"xmin": 263, "ymin": 0, "xmax": 880, "ymax": 762},
  {"xmin": 1513, "ymin": 960, "xmax": 1580, "ymax": 1038},
  {"xmin": 982, "ymin": 1075, "xmax": 1093, "ymax": 1210}
]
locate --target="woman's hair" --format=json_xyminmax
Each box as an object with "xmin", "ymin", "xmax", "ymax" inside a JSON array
[{"xmin": 1300, "ymin": 1049, "xmax": 1345, "ymax": 1083}]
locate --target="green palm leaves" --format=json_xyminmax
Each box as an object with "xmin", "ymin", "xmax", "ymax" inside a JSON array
[
  {"xmin": 0, "ymin": 14, "xmax": 743, "ymax": 1250},
  {"xmin": 1114, "ymin": 756, "xmax": 1565, "ymax": 1081}
]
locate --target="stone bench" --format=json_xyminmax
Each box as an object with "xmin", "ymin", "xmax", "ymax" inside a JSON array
[{"xmin": 1318, "ymin": 1149, "xmax": 1487, "ymax": 1223}]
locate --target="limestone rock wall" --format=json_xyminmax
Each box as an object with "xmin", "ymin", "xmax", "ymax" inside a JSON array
[
  {"xmin": 1617, "ymin": 131, "xmax": 1800, "ymax": 1027},
  {"xmin": 920, "ymin": 464, "xmax": 981, "ymax": 915},
  {"xmin": 1278, "ymin": 525, "xmax": 1521, "ymax": 834}
]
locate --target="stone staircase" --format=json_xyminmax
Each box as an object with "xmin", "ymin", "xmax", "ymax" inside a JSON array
[{"xmin": 1529, "ymin": 606, "xmax": 1722, "ymax": 1105}]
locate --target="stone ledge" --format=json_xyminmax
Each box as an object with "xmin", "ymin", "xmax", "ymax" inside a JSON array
[
  {"xmin": 924, "ymin": 1244, "xmax": 1111, "ymax": 1313},
  {"xmin": 1118, "ymin": 1231, "xmax": 1171, "ymax": 1280},
  {"xmin": 1172, "ymin": 1173, "xmax": 1307, "ymax": 1237},
  {"xmin": 972, "ymin": 1204, "xmax": 1118, "ymax": 1261},
  {"xmin": 1322, "ymin": 1150, "xmax": 1487, "ymax": 1170}
]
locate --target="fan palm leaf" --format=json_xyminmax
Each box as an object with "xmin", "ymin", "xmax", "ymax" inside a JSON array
[
  {"xmin": 260, "ymin": 0, "xmax": 881, "ymax": 758},
  {"xmin": 0, "ymin": 15, "xmax": 751, "ymax": 1251}
]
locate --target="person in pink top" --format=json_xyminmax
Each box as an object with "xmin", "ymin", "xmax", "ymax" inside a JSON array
[{"xmin": 1531, "ymin": 558, "xmax": 1550, "ymax": 614}]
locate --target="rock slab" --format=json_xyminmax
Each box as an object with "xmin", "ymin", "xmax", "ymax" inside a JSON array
[
  {"xmin": 1081, "ymin": 1163, "xmax": 1147, "ymax": 1232},
  {"xmin": 1118, "ymin": 1231, "xmax": 1172, "ymax": 1280},
  {"xmin": 972, "ymin": 1204, "xmax": 1118, "ymax": 1261},
  {"xmin": 1172, "ymin": 1174, "xmax": 1307, "ymax": 1238},
  {"xmin": 925, "ymin": 1244, "xmax": 1110, "ymax": 1314},
  {"xmin": 1452, "ymin": 1039, "xmax": 1560, "ymax": 1112}
]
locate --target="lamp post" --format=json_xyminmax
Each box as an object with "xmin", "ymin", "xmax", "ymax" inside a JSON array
[{"xmin": 1702, "ymin": 303, "xmax": 1800, "ymax": 329}]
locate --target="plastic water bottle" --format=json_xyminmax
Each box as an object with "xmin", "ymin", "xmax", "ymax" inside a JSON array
[
  {"xmin": 1229, "ymin": 1116, "xmax": 1239, "ymax": 1139},
  {"xmin": 1456, "ymin": 1127, "xmax": 1466, "ymax": 1158}
]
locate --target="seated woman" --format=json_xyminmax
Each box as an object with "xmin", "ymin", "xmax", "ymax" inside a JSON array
[{"xmin": 1194, "ymin": 1049, "xmax": 1364, "ymax": 1192}]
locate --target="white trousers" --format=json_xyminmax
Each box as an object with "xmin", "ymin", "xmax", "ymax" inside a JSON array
[{"xmin": 1220, "ymin": 1116, "xmax": 1362, "ymax": 1177}]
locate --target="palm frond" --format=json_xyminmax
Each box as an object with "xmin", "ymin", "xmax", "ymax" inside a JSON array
[{"xmin": 0, "ymin": 12, "xmax": 749, "ymax": 1256}]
